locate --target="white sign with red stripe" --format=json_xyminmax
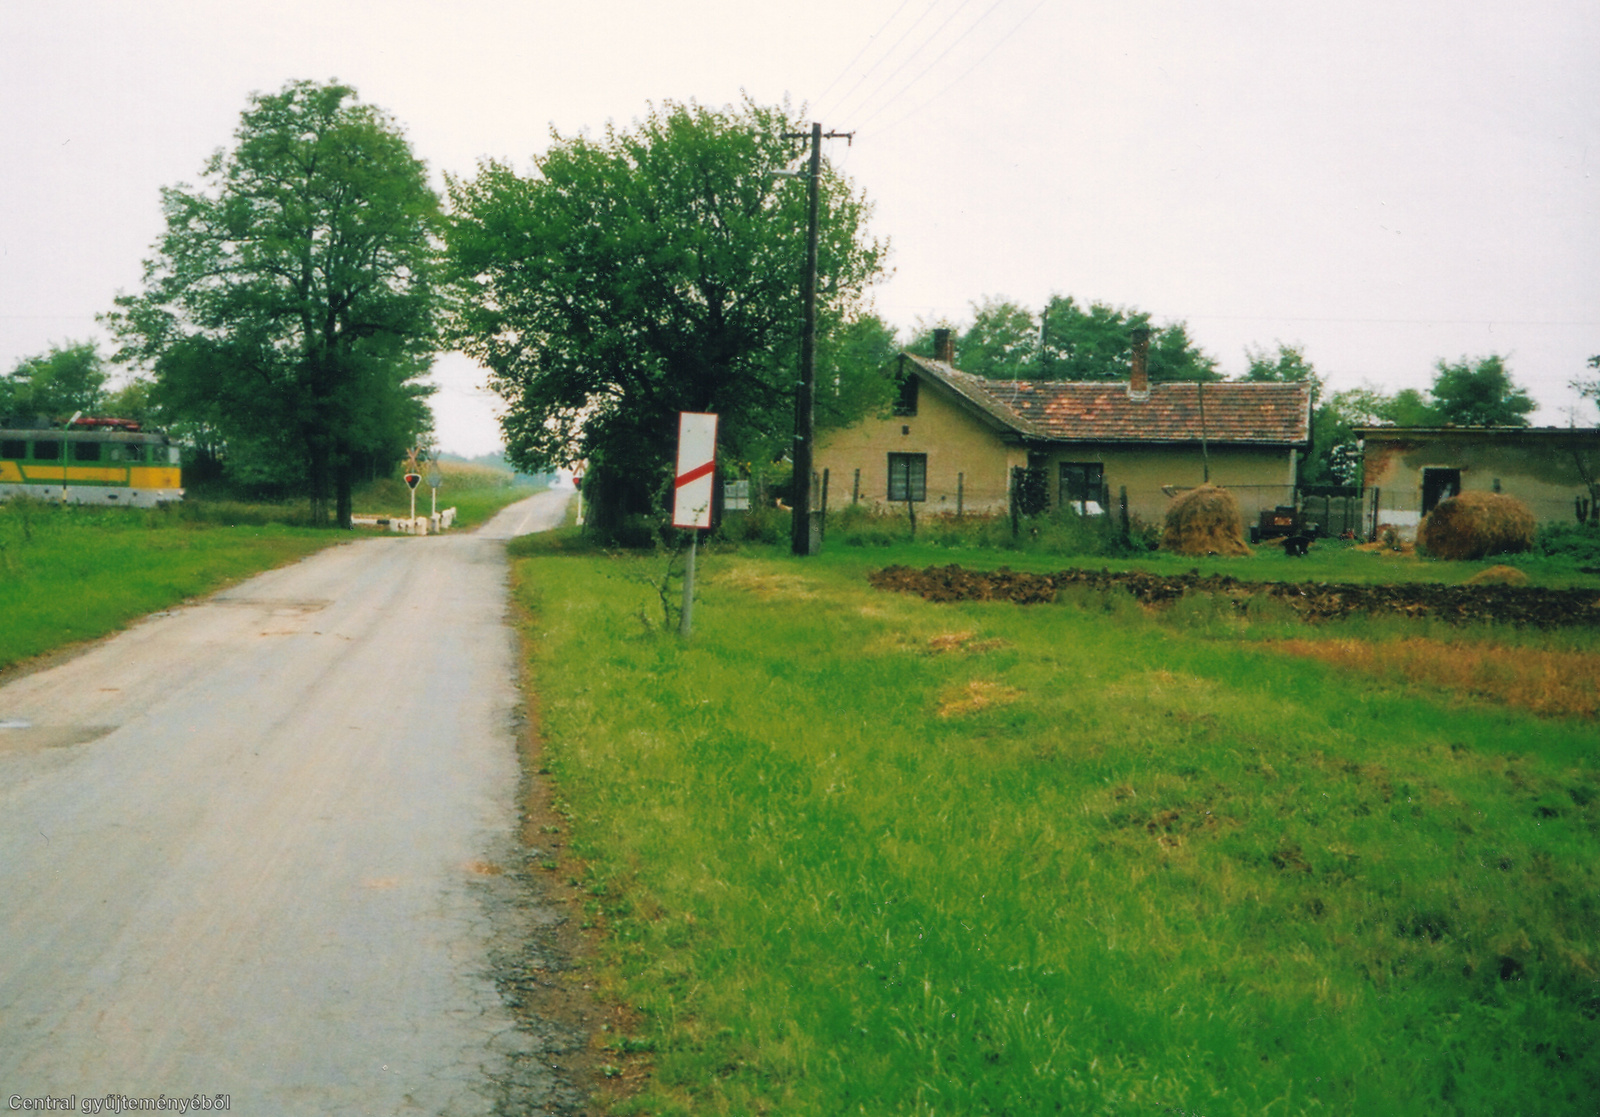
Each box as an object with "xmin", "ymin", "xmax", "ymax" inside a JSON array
[{"xmin": 672, "ymin": 411, "xmax": 719, "ymax": 529}]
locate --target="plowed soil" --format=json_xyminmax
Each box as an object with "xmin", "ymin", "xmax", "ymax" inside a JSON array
[{"xmin": 867, "ymin": 564, "xmax": 1600, "ymax": 627}]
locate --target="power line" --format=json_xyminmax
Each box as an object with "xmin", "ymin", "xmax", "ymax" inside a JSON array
[
  {"xmin": 811, "ymin": 0, "xmax": 919, "ymax": 113},
  {"xmin": 832, "ymin": 0, "xmax": 983, "ymax": 125},
  {"xmin": 867, "ymin": 0, "xmax": 1050, "ymax": 135},
  {"xmin": 815, "ymin": 0, "xmax": 943, "ymax": 123},
  {"xmin": 855, "ymin": 0, "xmax": 1010, "ymax": 130}
]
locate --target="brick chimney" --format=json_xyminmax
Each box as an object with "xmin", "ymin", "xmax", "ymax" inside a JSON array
[
  {"xmin": 1128, "ymin": 327, "xmax": 1151, "ymax": 400},
  {"xmin": 933, "ymin": 327, "xmax": 955, "ymax": 365}
]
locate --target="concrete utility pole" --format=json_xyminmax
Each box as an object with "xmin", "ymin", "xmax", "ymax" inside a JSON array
[{"xmin": 784, "ymin": 122, "xmax": 852, "ymax": 556}]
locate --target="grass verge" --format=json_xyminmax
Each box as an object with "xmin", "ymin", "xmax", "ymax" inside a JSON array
[
  {"xmin": 0, "ymin": 499, "xmax": 340, "ymax": 673},
  {"xmin": 509, "ymin": 534, "xmax": 1598, "ymax": 1115}
]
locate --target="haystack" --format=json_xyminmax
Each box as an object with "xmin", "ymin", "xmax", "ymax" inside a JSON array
[
  {"xmin": 1417, "ymin": 491, "xmax": 1535, "ymax": 561},
  {"xmin": 1465, "ymin": 564, "xmax": 1529, "ymax": 586},
  {"xmin": 1161, "ymin": 484, "xmax": 1252, "ymax": 557}
]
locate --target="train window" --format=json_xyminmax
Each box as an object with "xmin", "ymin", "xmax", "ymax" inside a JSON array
[
  {"xmin": 73, "ymin": 441, "xmax": 101, "ymax": 462},
  {"xmin": 1, "ymin": 439, "xmax": 25, "ymax": 459},
  {"xmin": 31, "ymin": 440, "xmax": 61, "ymax": 461},
  {"xmin": 111, "ymin": 443, "xmax": 144, "ymax": 463},
  {"xmin": 166, "ymin": 446, "xmax": 181, "ymax": 465}
]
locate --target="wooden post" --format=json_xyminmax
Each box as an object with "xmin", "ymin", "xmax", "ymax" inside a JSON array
[
  {"xmin": 852, "ymin": 468, "xmax": 860, "ymax": 505},
  {"xmin": 906, "ymin": 495, "xmax": 916, "ymax": 538},
  {"xmin": 1119, "ymin": 485, "xmax": 1130, "ymax": 541},
  {"xmin": 790, "ymin": 123, "xmax": 823, "ymax": 556},
  {"xmin": 1197, "ymin": 380, "xmax": 1211, "ymax": 485},
  {"xmin": 1369, "ymin": 486, "xmax": 1381, "ymax": 542},
  {"xmin": 1010, "ymin": 467, "xmax": 1020, "ymax": 539},
  {"xmin": 957, "ymin": 472, "xmax": 964, "ymax": 519},
  {"xmin": 819, "ymin": 468, "xmax": 830, "ymax": 542}
]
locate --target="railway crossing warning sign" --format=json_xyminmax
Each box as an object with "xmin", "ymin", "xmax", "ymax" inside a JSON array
[{"xmin": 672, "ymin": 412, "xmax": 718, "ymax": 530}]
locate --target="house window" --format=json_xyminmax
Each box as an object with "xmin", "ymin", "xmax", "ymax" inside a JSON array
[
  {"xmin": 1059, "ymin": 462, "xmax": 1104, "ymax": 509},
  {"xmin": 888, "ymin": 452, "xmax": 926, "ymax": 502},
  {"xmin": 893, "ymin": 373, "xmax": 919, "ymax": 417}
]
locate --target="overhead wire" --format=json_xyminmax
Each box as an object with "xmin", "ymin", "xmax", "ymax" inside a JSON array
[
  {"xmin": 865, "ymin": 0, "xmax": 1051, "ymax": 136},
  {"xmin": 814, "ymin": 0, "xmax": 944, "ymax": 123},
  {"xmin": 829, "ymin": 0, "xmax": 984, "ymax": 125},
  {"xmin": 853, "ymin": 0, "xmax": 1010, "ymax": 131},
  {"xmin": 810, "ymin": 0, "xmax": 920, "ymax": 114}
]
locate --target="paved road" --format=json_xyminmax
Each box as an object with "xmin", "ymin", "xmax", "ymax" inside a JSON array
[{"xmin": 0, "ymin": 489, "xmax": 575, "ymax": 1115}]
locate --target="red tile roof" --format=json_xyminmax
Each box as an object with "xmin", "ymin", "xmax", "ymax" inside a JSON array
[{"xmin": 903, "ymin": 353, "xmax": 1311, "ymax": 446}]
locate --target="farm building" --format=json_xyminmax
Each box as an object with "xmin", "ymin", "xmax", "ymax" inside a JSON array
[
  {"xmin": 814, "ymin": 331, "xmax": 1312, "ymax": 527},
  {"xmin": 1357, "ymin": 425, "xmax": 1600, "ymax": 533}
]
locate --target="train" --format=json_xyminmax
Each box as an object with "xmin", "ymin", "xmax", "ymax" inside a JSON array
[{"xmin": 0, "ymin": 417, "xmax": 184, "ymax": 508}]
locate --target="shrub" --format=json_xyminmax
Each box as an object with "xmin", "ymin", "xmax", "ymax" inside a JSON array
[
  {"xmin": 1535, "ymin": 522, "xmax": 1600, "ymax": 565},
  {"xmin": 1417, "ymin": 491, "xmax": 1535, "ymax": 561}
]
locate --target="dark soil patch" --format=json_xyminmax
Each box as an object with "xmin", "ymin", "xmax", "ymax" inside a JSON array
[{"xmin": 867, "ymin": 564, "xmax": 1600, "ymax": 627}]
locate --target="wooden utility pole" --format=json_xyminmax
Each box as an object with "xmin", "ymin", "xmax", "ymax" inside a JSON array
[{"xmin": 785, "ymin": 122, "xmax": 852, "ymax": 556}]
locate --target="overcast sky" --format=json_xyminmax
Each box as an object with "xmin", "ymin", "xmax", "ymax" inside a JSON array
[{"xmin": 4, "ymin": 0, "xmax": 1596, "ymax": 455}]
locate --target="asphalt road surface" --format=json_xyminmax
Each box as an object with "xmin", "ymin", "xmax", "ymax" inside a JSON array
[{"xmin": 0, "ymin": 489, "xmax": 577, "ymax": 1115}]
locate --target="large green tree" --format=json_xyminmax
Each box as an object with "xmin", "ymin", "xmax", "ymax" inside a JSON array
[
  {"xmin": 109, "ymin": 80, "xmax": 441, "ymax": 525},
  {"xmin": 958, "ymin": 298, "xmax": 1039, "ymax": 381},
  {"xmin": 903, "ymin": 295, "xmax": 1218, "ymax": 383},
  {"xmin": 1429, "ymin": 354, "xmax": 1535, "ymax": 427},
  {"xmin": 1, "ymin": 340, "xmax": 109, "ymax": 420},
  {"xmin": 1039, "ymin": 295, "xmax": 1219, "ymax": 382},
  {"xmin": 444, "ymin": 98, "xmax": 887, "ymax": 527},
  {"xmin": 1574, "ymin": 355, "xmax": 1600, "ymax": 419}
]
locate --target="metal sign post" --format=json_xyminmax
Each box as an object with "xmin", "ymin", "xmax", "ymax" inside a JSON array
[{"xmin": 672, "ymin": 412, "xmax": 718, "ymax": 639}]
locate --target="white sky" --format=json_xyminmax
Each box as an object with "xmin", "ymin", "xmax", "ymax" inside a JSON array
[{"xmin": 3, "ymin": 0, "xmax": 1596, "ymax": 456}]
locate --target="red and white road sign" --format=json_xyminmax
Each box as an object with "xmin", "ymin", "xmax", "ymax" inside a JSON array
[{"xmin": 672, "ymin": 412, "xmax": 718, "ymax": 529}]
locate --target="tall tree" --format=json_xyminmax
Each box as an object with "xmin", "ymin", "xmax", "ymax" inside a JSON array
[
  {"xmin": 1243, "ymin": 342, "xmax": 1321, "ymax": 399},
  {"xmin": 1243, "ymin": 343, "xmax": 1331, "ymax": 485},
  {"xmin": 445, "ymin": 98, "xmax": 886, "ymax": 528},
  {"xmin": 1, "ymin": 340, "xmax": 109, "ymax": 420},
  {"xmin": 957, "ymin": 298, "xmax": 1037, "ymax": 380},
  {"xmin": 1038, "ymin": 295, "xmax": 1218, "ymax": 382},
  {"xmin": 1573, "ymin": 354, "xmax": 1600, "ymax": 418},
  {"xmin": 1428, "ymin": 354, "xmax": 1535, "ymax": 427},
  {"xmin": 109, "ymin": 80, "xmax": 441, "ymax": 524}
]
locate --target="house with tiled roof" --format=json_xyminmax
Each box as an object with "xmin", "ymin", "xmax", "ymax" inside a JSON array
[{"xmin": 815, "ymin": 330, "xmax": 1312, "ymax": 525}]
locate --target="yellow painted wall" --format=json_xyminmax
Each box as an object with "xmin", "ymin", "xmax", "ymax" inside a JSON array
[
  {"xmin": 1363, "ymin": 431, "xmax": 1599, "ymax": 524},
  {"xmin": 815, "ymin": 380, "xmax": 1297, "ymax": 523},
  {"xmin": 815, "ymin": 377, "xmax": 1023, "ymax": 513}
]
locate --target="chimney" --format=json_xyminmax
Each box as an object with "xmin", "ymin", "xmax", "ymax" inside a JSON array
[
  {"xmin": 1128, "ymin": 327, "xmax": 1150, "ymax": 400},
  {"xmin": 933, "ymin": 328, "xmax": 955, "ymax": 365}
]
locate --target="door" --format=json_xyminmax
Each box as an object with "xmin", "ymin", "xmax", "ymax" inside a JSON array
[{"xmin": 1421, "ymin": 468, "xmax": 1460, "ymax": 514}]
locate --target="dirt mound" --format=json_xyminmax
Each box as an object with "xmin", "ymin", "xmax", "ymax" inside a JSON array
[
  {"xmin": 867, "ymin": 564, "xmax": 1600, "ymax": 628},
  {"xmin": 1162, "ymin": 484, "xmax": 1251, "ymax": 557},
  {"xmin": 1418, "ymin": 491, "xmax": 1535, "ymax": 561}
]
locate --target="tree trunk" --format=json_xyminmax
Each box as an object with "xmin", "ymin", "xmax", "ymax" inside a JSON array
[{"xmin": 335, "ymin": 458, "xmax": 354, "ymax": 530}]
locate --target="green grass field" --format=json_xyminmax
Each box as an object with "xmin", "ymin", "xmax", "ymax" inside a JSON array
[
  {"xmin": 509, "ymin": 532, "xmax": 1599, "ymax": 1115},
  {"xmin": 0, "ymin": 465, "xmax": 538, "ymax": 673}
]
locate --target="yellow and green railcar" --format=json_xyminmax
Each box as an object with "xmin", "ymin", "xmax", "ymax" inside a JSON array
[{"xmin": 0, "ymin": 420, "xmax": 184, "ymax": 508}]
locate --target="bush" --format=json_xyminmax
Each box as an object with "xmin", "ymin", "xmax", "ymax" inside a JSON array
[
  {"xmin": 1417, "ymin": 491, "xmax": 1535, "ymax": 561},
  {"xmin": 1535, "ymin": 522, "xmax": 1600, "ymax": 565}
]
